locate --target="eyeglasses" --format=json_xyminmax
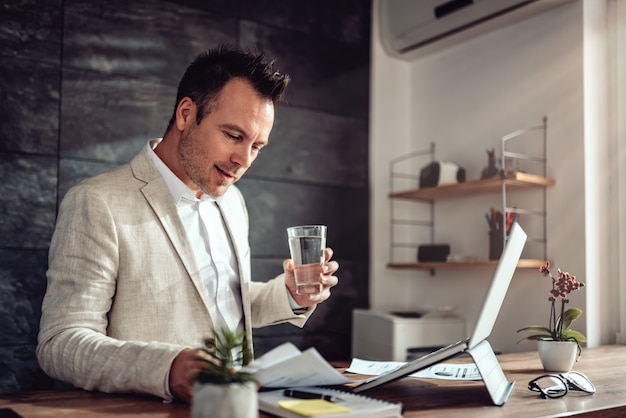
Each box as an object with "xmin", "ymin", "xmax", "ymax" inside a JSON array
[{"xmin": 528, "ymin": 371, "xmax": 596, "ymax": 399}]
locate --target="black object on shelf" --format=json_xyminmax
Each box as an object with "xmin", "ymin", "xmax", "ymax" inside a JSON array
[
  {"xmin": 489, "ymin": 230, "xmax": 503, "ymax": 260},
  {"xmin": 418, "ymin": 244, "xmax": 451, "ymax": 262}
]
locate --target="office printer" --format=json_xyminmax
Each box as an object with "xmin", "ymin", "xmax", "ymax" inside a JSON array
[{"xmin": 352, "ymin": 309, "xmax": 465, "ymax": 361}]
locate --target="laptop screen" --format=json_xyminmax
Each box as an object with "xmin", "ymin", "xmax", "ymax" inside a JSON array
[{"xmin": 468, "ymin": 222, "xmax": 527, "ymax": 347}]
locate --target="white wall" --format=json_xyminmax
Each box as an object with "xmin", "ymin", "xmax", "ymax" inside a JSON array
[
  {"xmin": 370, "ymin": 0, "xmax": 594, "ymax": 354},
  {"xmin": 613, "ymin": 0, "xmax": 626, "ymax": 344}
]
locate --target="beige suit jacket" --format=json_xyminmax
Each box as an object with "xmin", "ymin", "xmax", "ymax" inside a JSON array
[{"xmin": 37, "ymin": 146, "xmax": 311, "ymax": 399}]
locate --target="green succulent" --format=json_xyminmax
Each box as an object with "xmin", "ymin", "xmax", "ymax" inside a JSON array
[{"xmin": 195, "ymin": 328, "xmax": 256, "ymax": 385}]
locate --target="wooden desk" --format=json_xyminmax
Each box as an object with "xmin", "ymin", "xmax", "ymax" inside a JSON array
[{"xmin": 1, "ymin": 345, "xmax": 624, "ymax": 417}]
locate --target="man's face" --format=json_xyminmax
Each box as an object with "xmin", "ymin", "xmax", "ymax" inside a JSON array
[{"xmin": 179, "ymin": 78, "xmax": 274, "ymax": 198}]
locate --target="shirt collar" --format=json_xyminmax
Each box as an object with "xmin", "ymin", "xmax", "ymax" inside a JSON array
[{"xmin": 146, "ymin": 139, "xmax": 222, "ymax": 205}]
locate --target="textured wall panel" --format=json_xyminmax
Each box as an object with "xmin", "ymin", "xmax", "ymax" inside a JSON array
[
  {"xmin": 0, "ymin": 248, "xmax": 52, "ymax": 391},
  {"xmin": 0, "ymin": 345, "xmax": 52, "ymax": 393},
  {"xmin": 240, "ymin": 0, "xmax": 371, "ymax": 46},
  {"xmin": 238, "ymin": 178, "xmax": 368, "ymax": 260},
  {"xmin": 60, "ymin": 68, "xmax": 172, "ymax": 162},
  {"xmin": 0, "ymin": 249, "xmax": 48, "ymax": 345},
  {"xmin": 239, "ymin": 20, "xmax": 370, "ymax": 119},
  {"xmin": 0, "ymin": 58, "xmax": 60, "ymax": 155},
  {"xmin": 238, "ymin": 180, "xmax": 349, "ymax": 256},
  {"xmin": 0, "ymin": 155, "xmax": 57, "ymax": 249},
  {"xmin": 247, "ymin": 106, "xmax": 368, "ymax": 188},
  {"xmin": 63, "ymin": 0, "xmax": 237, "ymax": 83},
  {"xmin": 0, "ymin": 0, "xmax": 62, "ymax": 63}
]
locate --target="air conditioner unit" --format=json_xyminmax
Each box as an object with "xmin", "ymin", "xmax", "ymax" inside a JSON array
[{"xmin": 379, "ymin": 0, "xmax": 573, "ymax": 59}]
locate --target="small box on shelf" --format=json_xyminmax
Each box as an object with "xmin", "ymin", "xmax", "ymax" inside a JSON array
[{"xmin": 417, "ymin": 244, "xmax": 450, "ymax": 262}]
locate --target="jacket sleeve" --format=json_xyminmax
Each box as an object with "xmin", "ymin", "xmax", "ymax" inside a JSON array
[
  {"xmin": 36, "ymin": 183, "xmax": 182, "ymax": 400},
  {"xmin": 249, "ymin": 274, "xmax": 315, "ymax": 329}
]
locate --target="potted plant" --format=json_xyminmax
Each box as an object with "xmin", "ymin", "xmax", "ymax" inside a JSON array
[
  {"xmin": 191, "ymin": 327, "xmax": 258, "ymax": 418},
  {"xmin": 516, "ymin": 262, "xmax": 586, "ymax": 372}
]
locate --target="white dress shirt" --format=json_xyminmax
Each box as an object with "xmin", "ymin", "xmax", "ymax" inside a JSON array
[{"xmin": 147, "ymin": 139, "xmax": 243, "ymax": 333}]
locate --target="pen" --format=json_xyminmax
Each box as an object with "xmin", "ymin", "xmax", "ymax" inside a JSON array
[{"xmin": 283, "ymin": 389, "xmax": 343, "ymax": 403}]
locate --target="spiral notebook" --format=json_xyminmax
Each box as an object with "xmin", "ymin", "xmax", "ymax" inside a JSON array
[{"xmin": 258, "ymin": 386, "xmax": 401, "ymax": 418}]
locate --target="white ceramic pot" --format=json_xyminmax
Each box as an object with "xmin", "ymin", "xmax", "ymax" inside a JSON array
[
  {"xmin": 191, "ymin": 381, "xmax": 258, "ymax": 418},
  {"xmin": 537, "ymin": 340, "xmax": 579, "ymax": 372}
]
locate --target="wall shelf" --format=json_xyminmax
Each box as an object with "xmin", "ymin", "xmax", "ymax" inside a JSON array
[
  {"xmin": 387, "ymin": 259, "xmax": 547, "ymax": 270},
  {"xmin": 389, "ymin": 172, "xmax": 555, "ymax": 201},
  {"xmin": 388, "ymin": 117, "xmax": 553, "ymax": 271}
]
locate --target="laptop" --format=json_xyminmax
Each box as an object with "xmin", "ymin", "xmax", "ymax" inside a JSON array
[{"xmin": 351, "ymin": 222, "xmax": 527, "ymax": 393}]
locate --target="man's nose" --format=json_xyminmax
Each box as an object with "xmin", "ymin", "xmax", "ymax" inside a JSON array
[{"xmin": 231, "ymin": 146, "xmax": 254, "ymax": 168}]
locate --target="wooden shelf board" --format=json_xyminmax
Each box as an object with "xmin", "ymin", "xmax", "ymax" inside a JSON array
[
  {"xmin": 387, "ymin": 259, "xmax": 546, "ymax": 270},
  {"xmin": 389, "ymin": 172, "xmax": 555, "ymax": 201}
]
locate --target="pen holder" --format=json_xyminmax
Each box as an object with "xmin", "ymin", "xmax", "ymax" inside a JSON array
[{"xmin": 488, "ymin": 230, "xmax": 504, "ymax": 260}]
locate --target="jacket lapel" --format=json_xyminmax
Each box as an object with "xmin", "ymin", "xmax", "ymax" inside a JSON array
[{"xmin": 130, "ymin": 148, "xmax": 214, "ymax": 318}]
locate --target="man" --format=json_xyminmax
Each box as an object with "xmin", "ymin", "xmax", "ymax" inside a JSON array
[{"xmin": 36, "ymin": 45, "xmax": 339, "ymax": 403}]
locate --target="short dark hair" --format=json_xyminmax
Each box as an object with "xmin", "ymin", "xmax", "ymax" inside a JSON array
[{"xmin": 165, "ymin": 44, "xmax": 290, "ymax": 132}]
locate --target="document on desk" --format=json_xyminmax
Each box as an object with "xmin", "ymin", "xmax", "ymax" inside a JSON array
[
  {"xmin": 241, "ymin": 342, "xmax": 354, "ymax": 388},
  {"xmin": 347, "ymin": 358, "xmax": 482, "ymax": 381}
]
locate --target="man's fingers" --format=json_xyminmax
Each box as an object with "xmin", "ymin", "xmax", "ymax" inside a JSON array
[{"xmin": 170, "ymin": 349, "xmax": 218, "ymax": 403}]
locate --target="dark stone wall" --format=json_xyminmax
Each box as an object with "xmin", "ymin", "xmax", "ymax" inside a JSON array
[{"xmin": 0, "ymin": 0, "xmax": 371, "ymax": 393}]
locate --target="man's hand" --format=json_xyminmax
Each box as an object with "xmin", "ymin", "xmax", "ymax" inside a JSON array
[
  {"xmin": 284, "ymin": 247, "xmax": 339, "ymax": 307},
  {"xmin": 169, "ymin": 348, "xmax": 216, "ymax": 403}
]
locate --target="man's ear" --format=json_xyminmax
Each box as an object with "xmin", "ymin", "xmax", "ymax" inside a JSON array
[{"xmin": 175, "ymin": 97, "xmax": 196, "ymax": 131}]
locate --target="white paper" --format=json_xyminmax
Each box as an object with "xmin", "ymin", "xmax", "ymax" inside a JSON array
[
  {"xmin": 240, "ymin": 342, "xmax": 302, "ymax": 373},
  {"xmin": 242, "ymin": 343, "xmax": 354, "ymax": 388},
  {"xmin": 346, "ymin": 358, "xmax": 405, "ymax": 375},
  {"xmin": 347, "ymin": 358, "xmax": 481, "ymax": 381},
  {"xmin": 413, "ymin": 363, "xmax": 481, "ymax": 380}
]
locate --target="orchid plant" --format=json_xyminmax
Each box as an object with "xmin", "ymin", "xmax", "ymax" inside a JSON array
[{"xmin": 517, "ymin": 262, "xmax": 586, "ymax": 344}]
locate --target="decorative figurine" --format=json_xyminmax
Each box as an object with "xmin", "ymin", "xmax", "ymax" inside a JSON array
[{"xmin": 480, "ymin": 148, "xmax": 500, "ymax": 179}]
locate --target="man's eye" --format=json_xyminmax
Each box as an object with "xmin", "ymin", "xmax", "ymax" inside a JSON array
[{"xmin": 226, "ymin": 132, "xmax": 241, "ymax": 140}]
